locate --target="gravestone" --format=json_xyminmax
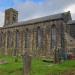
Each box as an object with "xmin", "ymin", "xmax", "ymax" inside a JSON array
[
  {"xmin": 54, "ymin": 48, "xmax": 61, "ymax": 64},
  {"xmin": 23, "ymin": 52, "xmax": 32, "ymax": 75}
]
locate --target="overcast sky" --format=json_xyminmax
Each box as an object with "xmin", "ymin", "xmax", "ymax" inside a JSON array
[{"xmin": 0, "ymin": 0, "xmax": 75, "ymax": 27}]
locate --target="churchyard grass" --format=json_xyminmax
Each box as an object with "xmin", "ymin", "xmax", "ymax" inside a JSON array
[{"xmin": 0, "ymin": 56, "xmax": 75, "ymax": 75}]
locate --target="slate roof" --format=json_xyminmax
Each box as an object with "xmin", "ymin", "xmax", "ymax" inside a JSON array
[{"xmin": 3, "ymin": 11, "xmax": 71, "ymax": 28}]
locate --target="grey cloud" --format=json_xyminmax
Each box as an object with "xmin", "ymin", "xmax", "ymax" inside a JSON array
[
  {"xmin": 13, "ymin": 0, "xmax": 75, "ymax": 21},
  {"xmin": 0, "ymin": 12, "xmax": 4, "ymax": 27}
]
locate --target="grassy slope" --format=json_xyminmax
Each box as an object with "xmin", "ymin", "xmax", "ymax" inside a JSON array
[
  {"xmin": 0, "ymin": 56, "xmax": 75, "ymax": 75},
  {"xmin": 31, "ymin": 58, "xmax": 75, "ymax": 75}
]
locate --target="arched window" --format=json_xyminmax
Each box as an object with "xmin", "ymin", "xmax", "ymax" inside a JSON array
[
  {"xmin": 7, "ymin": 31, "xmax": 13, "ymax": 48},
  {"xmin": 36, "ymin": 27, "xmax": 43, "ymax": 48},
  {"xmin": 16, "ymin": 30, "xmax": 20, "ymax": 48},
  {"xmin": 51, "ymin": 25, "xmax": 57, "ymax": 49},
  {"xmin": 24, "ymin": 28, "xmax": 30, "ymax": 48}
]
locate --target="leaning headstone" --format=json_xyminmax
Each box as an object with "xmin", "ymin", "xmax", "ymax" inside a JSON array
[
  {"xmin": 54, "ymin": 48, "xmax": 57, "ymax": 63},
  {"xmin": 23, "ymin": 52, "xmax": 32, "ymax": 75},
  {"xmin": 54, "ymin": 48, "xmax": 60, "ymax": 64}
]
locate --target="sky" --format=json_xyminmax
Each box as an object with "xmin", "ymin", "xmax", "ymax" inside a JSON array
[{"xmin": 0, "ymin": 0, "xmax": 75, "ymax": 27}]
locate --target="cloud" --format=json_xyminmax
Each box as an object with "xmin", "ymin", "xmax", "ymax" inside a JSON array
[
  {"xmin": 13, "ymin": 0, "xmax": 75, "ymax": 22},
  {"xmin": 64, "ymin": 4, "xmax": 75, "ymax": 19},
  {"xmin": 14, "ymin": 0, "xmax": 61, "ymax": 21},
  {"xmin": 0, "ymin": 12, "xmax": 4, "ymax": 27}
]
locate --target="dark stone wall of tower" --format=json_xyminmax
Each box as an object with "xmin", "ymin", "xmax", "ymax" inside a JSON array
[
  {"xmin": 0, "ymin": 19, "xmax": 65, "ymax": 57},
  {"xmin": 4, "ymin": 8, "xmax": 18, "ymax": 27}
]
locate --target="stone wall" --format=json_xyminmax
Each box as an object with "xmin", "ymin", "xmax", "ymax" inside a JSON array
[{"xmin": 0, "ymin": 19, "xmax": 65, "ymax": 57}]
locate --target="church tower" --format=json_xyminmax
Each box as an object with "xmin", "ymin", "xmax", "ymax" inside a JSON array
[{"xmin": 4, "ymin": 8, "xmax": 18, "ymax": 27}]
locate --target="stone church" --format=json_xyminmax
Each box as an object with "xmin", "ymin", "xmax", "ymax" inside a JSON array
[{"xmin": 0, "ymin": 8, "xmax": 75, "ymax": 57}]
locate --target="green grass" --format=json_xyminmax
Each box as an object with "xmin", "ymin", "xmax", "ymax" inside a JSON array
[
  {"xmin": 0, "ymin": 56, "xmax": 75, "ymax": 75},
  {"xmin": 0, "ymin": 56, "xmax": 23, "ymax": 75},
  {"xmin": 31, "ymin": 58, "xmax": 75, "ymax": 75}
]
